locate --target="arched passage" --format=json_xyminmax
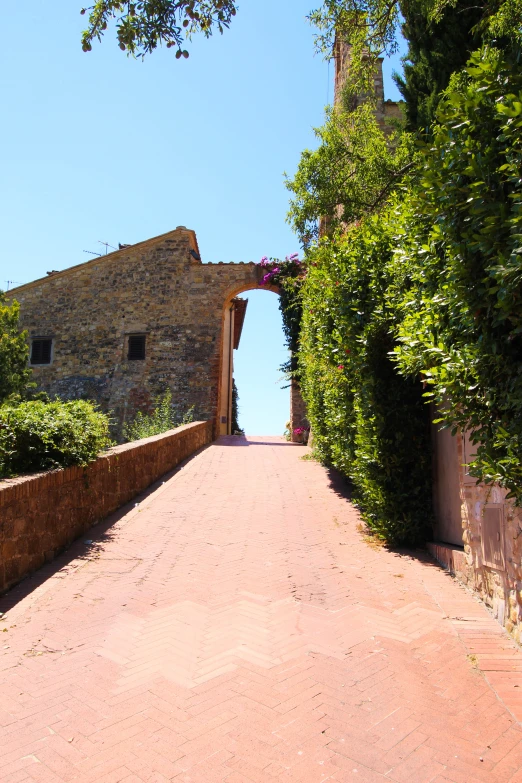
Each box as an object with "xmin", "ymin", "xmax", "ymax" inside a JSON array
[
  {"xmin": 217, "ymin": 281, "xmax": 308, "ymax": 439},
  {"xmin": 217, "ymin": 282, "xmax": 280, "ymax": 436}
]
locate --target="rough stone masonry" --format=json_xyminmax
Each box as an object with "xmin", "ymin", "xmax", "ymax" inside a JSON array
[{"xmin": 8, "ymin": 227, "xmax": 269, "ymax": 437}]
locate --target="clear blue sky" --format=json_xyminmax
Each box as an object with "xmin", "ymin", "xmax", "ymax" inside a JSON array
[{"xmin": 1, "ymin": 1, "xmax": 404, "ymax": 434}]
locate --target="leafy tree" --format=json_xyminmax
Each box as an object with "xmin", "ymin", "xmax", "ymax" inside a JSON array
[
  {"xmin": 286, "ymin": 101, "xmax": 413, "ymax": 246},
  {"xmin": 81, "ymin": 0, "xmax": 238, "ymax": 56},
  {"xmin": 0, "ymin": 294, "xmax": 32, "ymax": 404},
  {"xmin": 394, "ymin": 0, "xmax": 483, "ymax": 131}
]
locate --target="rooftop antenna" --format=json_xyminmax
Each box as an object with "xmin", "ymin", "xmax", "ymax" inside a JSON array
[
  {"xmin": 5, "ymin": 280, "xmax": 19, "ymax": 291},
  {"xmin": 83, "ymin": 249, "xmax": 102, "ymax": 257},
  {"xmin": 98, "ymin": 240, "xmax": 117, "ymax": 255}
]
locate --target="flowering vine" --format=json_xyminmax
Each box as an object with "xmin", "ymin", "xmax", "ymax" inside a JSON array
[
  {"xmin": 255, "ymin": 254, "xmax": 307, "ymax": 380},
  {"xmin": 258, "ymin": 253, "xmax": 304, "ymax": 287}
]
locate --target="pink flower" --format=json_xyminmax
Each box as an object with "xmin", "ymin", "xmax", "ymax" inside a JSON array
[{"xmin": 337, "ymin": 365, "xmax": 344, "ymax": 370}]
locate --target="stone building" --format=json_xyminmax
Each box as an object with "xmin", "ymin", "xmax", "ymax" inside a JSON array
[{"xmin": 8, "ymin": 227, "xmax": 304, "ymax": 439}]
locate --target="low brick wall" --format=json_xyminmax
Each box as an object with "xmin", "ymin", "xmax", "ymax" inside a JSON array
[{"xmin": 0, "ymin": 420, "xmax": 213, "ymax": 593}]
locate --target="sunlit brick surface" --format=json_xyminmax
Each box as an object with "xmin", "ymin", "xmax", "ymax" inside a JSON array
[{"xmin": 2, "ymin": 436, "xmax": 522, "ymax": 782}]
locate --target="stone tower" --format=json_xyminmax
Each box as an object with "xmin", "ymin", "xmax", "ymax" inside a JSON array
[{"xmin": 333, "ymin": 38, "xmax": 403, "ymax": 129}]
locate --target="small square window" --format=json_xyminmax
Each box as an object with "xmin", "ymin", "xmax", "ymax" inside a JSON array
[
  {"xmin": 30, "ymin": 338, "xmax": 52, "ymax": 365},
  {"xmin": 128, "ymin": 334, "xmax": 146, "ymax": 361}
]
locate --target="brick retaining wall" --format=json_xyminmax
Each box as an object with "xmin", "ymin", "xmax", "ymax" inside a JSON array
[{"xmin": 0, "ymin": 420, "xmax": 213, "ymax": 593}]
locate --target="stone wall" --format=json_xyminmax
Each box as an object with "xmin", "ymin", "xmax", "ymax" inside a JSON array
[
  {"xmin": 8, "ymin": 228, "xmax": 267, "ymax": 438},
  {"xmin": 290, "ymin": 380, "xmax": 309, "ymax": 442},
  {"xmin": 0, "ymin": 420, "xmax": 212, "ymax": 594},
  {"xmin": 429, "ymin": 430, "xmax": 522, "ymax": 645}
]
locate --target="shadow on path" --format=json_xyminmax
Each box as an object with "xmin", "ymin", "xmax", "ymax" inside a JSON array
[{"xmin": 324, "ymin": 463, "xmax": 443, "ymax": 573}]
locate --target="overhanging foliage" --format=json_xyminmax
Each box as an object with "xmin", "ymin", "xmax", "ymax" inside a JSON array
[{"xmin": 81, "ymin": 0, "xmax": 237, "ymax": 56}]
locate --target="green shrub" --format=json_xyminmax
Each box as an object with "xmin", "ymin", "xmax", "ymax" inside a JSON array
[
  {"xmin": 122, "ymin": 389, "xmax": 194, "ymax": 442},
  {"xmin": 0, "ymin": 294, "xmax": 33, "ymax": 404},
  {"xmin": 0, "ymin": 399, "xmax": 112, "ymax": 477}
]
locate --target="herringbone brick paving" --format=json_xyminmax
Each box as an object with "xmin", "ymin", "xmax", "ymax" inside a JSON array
[{"xmin": 2, "ymin": 436, "xmax": 522, "ymax": 782}]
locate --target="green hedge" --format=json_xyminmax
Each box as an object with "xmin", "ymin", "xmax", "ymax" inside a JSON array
[
  {"xmin": 0, "ymin": 399, "xmax": 112, "ymax": 477},
  {"xmin": 393, "ymin": 46, "xmax": 522, "ymax": 501},
  {"xmin": 299, "ymin": 207, "xmax": 433, "ymax": 546}
]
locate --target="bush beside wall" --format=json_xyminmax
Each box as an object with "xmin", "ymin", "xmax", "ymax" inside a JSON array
[{"xmin": 0, "ymin": 399, "xmax": 112, "ymax": 478}]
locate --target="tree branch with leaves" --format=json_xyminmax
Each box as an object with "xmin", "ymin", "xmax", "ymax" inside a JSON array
[
  {"xmin": 80, "ymin": 0, "xmax": 238, "ymax": 56},
  {"xmin": 285, "ymin": 100, "xmax": 414, "ymax": 246}
]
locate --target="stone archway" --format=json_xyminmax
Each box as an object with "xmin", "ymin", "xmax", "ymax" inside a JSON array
[
  {"xmin": 217, "ymin": 281, "xmax": 280, "ymax": 437},
  {"xmin": 217, "ymin": 281, "xmax": 308, "ymax": 440}
]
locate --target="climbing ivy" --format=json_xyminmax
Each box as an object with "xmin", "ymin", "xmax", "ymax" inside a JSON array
[{"xmin": 288, "ymin": 44, "xmax": 522, "ymax": 550}]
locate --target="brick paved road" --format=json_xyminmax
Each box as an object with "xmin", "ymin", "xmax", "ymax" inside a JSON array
[{"xmin": 2, "ymin": 436, "xmax": 522, "ymax": 783}]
